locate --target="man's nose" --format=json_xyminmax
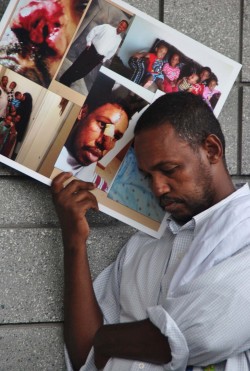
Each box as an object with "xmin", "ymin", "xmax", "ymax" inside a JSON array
[
  {"xmin": 150, "ymin": 174, "xmax": 171, "ymax": 197},
  {"xmin": 96, "ymin": 134, "xmax": 115, "ymax": 151}
]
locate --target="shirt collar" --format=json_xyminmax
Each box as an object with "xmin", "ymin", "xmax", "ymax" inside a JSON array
[{"xmin": 166, "ymin": 183, "xmax": 250, "ymax": 235}]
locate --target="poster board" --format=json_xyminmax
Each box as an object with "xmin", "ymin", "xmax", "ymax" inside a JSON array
[{"xmin": 0, "ymin": 0, "xmax": 241, "ymax": 237}]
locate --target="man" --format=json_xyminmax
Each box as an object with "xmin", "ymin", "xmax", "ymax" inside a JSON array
[
  {"xmin": 59, "ymin": 20, "xmax": 129, "ymax": 87},
  {"xmin": 54, "ymin": 99, "xmax": 129, "ymax": 191},
  {"xmin": 52, "ymin": 92, "xmax": 250, "ymax": 370}
]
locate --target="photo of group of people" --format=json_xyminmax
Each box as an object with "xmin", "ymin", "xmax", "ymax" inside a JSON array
[
  {"xmin": 109, "ymin": 16, "xmax": 222, "ymax": 111},
  {"xmin": 0, "ymin": 0, "xmax": 241, "ymax": 236},
  {"xmin": 0, "ymin": 72, "xmax": 32, "ymax": 159}
]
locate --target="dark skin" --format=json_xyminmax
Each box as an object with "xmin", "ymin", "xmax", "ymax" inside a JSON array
[
  {"xmin": 51, "ymin": 124, "xmax": 235, "ymax": 370},
  {"xmin": 51, "ymin": 173, "xmax": 171, "ymax": 370}
]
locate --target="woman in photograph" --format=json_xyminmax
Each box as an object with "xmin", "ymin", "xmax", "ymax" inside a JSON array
[{"xmin": 15, "ymin": 92, "xmax": 33, "ymax": 142}]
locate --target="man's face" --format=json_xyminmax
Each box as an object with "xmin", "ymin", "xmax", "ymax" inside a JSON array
[
  {"xmin": 116, "ymin": 21, "xmax": 128, "ymax": 34},
  {"xmin": 1, "ymin": 76, "xmax": 8, "ymax": 87},
  {"xmin": 72, "ymin": 103, "xmax": 128, "ymax": 166},
  {"xmin": 134, "ymin": 124, "xmax": 217, "ymax": 223}
]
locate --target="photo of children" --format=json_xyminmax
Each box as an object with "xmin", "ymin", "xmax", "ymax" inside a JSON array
[
  {"xmin": 0, "ymin": 0, "xmax": 87, "ymax": 87},
  {"xmin": 128, "ymin": 40, "xmax": 168, "ymax": 90},
  {"xmin": 56, "ymin": 0, "xmax": 132, "ymax": 97},
  {"xmin": 109, "ymin": 16, "xmax": 223, "ymax": 111}
]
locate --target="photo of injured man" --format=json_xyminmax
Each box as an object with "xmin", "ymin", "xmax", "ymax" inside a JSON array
[{"xmin": 0, "ymin": 0, "xmax": 89, "ymax": 87}]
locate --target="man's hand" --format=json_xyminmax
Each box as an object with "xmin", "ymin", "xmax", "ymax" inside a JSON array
[
  {"xmin": 51, "ymin": 172, "xmax": 98, "ymax": 244},
  {"xmin": 51, "ymin": 172, "xmax": 103, "ymax": 371}
]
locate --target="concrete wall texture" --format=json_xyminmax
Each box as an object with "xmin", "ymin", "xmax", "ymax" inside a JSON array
[{"xmin": 0, "ymin": 0, "xmax": 249, "ymax": 370}]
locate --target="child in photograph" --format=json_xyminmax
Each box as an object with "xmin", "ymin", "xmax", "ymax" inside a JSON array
[
  {"xmin": 190, "ymin": 66, "xmax": 212, "ymax": 95},
  {"xmin": 11, "ymin": 91, "xmax": 22, "ymax": 109},
  {"xmin": 7, "ymin": 81, "xmax": 17, "ymax": 104},
  {"xmin": 0, "ymin": 115, "xmax": 17, "ymax": 157},
  {"xmin": 178, "ymin": 72, "xmax": 199, "ymax": 92},
  {"xmin": 203, "ymin": 76, "xmax": 221, "ymax": 110},
  {"xmin": 128, "ymin": 42, "xmax": 168, "ymax": 89},
  {"xmin": 199, "ymin": 66, "xmax": 212, "ymax": 85},
  {"xmin": 162, "ymin": 52, "xmax": 181, "ymax": 93}
]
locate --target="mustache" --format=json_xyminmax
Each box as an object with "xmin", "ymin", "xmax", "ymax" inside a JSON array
[
  {"xmin": 159, "ymin": 194, "xmax": 184, "ymax": 209},
  {"xmin": 83, "ymin": 146, "xmax": 103, "ymax": 158}
]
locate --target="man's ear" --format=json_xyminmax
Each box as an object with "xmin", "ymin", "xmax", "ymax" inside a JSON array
[
  {"xmin": 78, "ymin": 104, "xmax": 89, "ymax": 120},
  {"xmin": 203, "ymin": 134, "xmax": 223, "ymax": 164}
]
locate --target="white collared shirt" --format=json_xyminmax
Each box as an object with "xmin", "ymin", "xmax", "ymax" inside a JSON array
[
  {"xmin": 86, "ymin": 24, "xmax": 122, "ymax": 62},
  {"xmin": 54, "ymin": 146, "xmax": 108, "ymax": 191},
  {"xmin": 66, "ymin": 184, "xmax": 250, "ymax": 371}
]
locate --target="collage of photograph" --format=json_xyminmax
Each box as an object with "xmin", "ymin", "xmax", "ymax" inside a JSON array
[{"xmin": 0, "ymin": 0, "xmax": 241, "ymax": 237}]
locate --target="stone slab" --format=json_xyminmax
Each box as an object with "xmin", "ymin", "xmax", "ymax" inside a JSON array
[
  {"xmin": 0, "ymin": 225, "xmax": 134, "ymax": 323},
  {"xmin": 0, "ymin": 177, "xmax": 132, "ymax": 228},
  {"xmin": 242, "ymin": 0, "xmax": 250, "ymax": 81},
  {"xmin": 242, "ymin": 87, "xmax": 250, "ymax": 175},
  {"xmin": 218, "ymin": 86, "xmax": 239, "ymax": 175},
  {"xmin": 0, "ymin": 324, "xmax": 65, "ymax": 371},
  {"xmin": 163, "ymin": 0, "xmax": 240, "ymax": 63},
  {"xmin": 126, "ymin": 0, "xmax": 159, "ymax": 19}
]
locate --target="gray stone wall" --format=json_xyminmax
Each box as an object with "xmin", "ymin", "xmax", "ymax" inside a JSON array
[{"xmin": 0, "ymin": 1, "xmax": 249, "ymax": 370}]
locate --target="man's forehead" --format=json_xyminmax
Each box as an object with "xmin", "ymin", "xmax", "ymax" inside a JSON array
[{"xmin": 94, "ymin": 103, "xmax": 126, "ymax": 121}]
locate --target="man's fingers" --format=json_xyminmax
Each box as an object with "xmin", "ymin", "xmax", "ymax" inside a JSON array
[
  {"xmin": 51, "ymin": 172, "xmax": 96, "ymax": 196},
  {"xmin": 51, "ymin": 172, "xmax": 73, "ymax": 194},
  {"xmin": 73, "ymin": 189, "xmax": 99, "ymax": 211}
]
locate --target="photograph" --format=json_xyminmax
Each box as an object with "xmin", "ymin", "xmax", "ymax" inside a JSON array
[
  {"xmin": 109, "ymin": 14, "xmax": 240, "ymax": 116},
  {"xmin": 107, "ymin": 144, "xmax": 166, "ymax": 223},
  {"xmin": 0, "ymin": 0, "xmax": 88, "ymax": 87},
  {"xmin": 0, "ymin": 65, "xmax": 81, "ymax": 174},
  {"xmin": 55, "ymin": 0, "xmax": 133, "ymax": 97},
  {"xmin": 53, "ymin": 70, "xmax": 149, "ymax": 191}
]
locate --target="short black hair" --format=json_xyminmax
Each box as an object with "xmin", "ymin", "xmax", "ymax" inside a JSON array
[
  {"xmin": 87, "ymin": 97, "xmax": 132, "ymax": 121},
  {"xmin": 200, "ymin": 66, "xmax": 212, "ymax": 75},
  {"xmin": 134, "ymin": 92, "xmax": 226, "ymax": 157},
  {"xmin": 119, "ymin": 19, "xmax": 129, "ymax": 27}
]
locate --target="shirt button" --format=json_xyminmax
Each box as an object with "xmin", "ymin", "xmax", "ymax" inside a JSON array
[{"xmin": 139, "ymin": 363, "xmax": 145, "ymax": 369}]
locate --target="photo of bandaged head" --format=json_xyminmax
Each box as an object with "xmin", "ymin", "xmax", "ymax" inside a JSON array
[
  {"xmin": 54, "ymin": 71, "xmax": 148, "ymax": 192},
  {"xmin": 0, "ymin": 0, "xmax": 89, "ymax": 87}
]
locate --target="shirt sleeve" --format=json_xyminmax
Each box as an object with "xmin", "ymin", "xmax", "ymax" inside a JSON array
[{"xmin": 147, "ymin": 246, "xmax": 250, "ymax": 369}]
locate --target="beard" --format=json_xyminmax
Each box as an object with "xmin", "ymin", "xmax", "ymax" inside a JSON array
[{"xmin": 159, "ymin": 159, "xmax": 216, "ymax": 223}]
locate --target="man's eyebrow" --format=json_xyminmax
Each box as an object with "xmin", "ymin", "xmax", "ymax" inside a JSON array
[
  {"xmin": 96, "ymin": 115, "xmax": 114, "ymax": 125},
  {"xmin": 139, "ymin": 161, "xmax": 176, "ymax": 172}
]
